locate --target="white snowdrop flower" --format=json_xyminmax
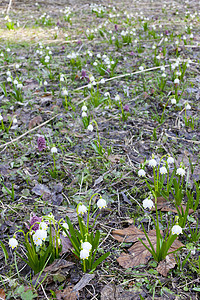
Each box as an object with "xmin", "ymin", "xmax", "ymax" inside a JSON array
[
  {"xmin": 97, "ymin": 53, "xmax": 101, "ymax": 58},
  {"xmin": 160, "ymin": 166, "xmax": 167, "ymax": 175},
  {"xmin": 185, "ymin": 103, "xmax": 191, "ymax": 110},
  {"xmin": 90, "ymin": 75, "xmax": 95, "ymax": 82},
  {"xmin": 175, "ymin": 40, "xmax": 179, "ymax": 45},
  {"xmin": 6, "ymin": 70, "xmax": 11, "ymax": 76},
  {"xmin": 104, "ymin": 92, "xmax": 110, "ymax": 97},
  {"xmin": 171, "ymin": 64, "xmax": 176, "ymax": 70},
  {"xmin": 0, "ymin": 115, "xmax": 3, "ymax": 121},
  {"xmin": 62, "ymin": 88, "xmax": 68, "ymax": 96},
  {"xmin": 62, "ymin": 222, "xmax": 69, "ymax": 230},
  {"xmin": 88, "ymin": 83, "xmax": 92, "ymax": 89},
  {"xmin": 39, "ymin": 222, "xmax": 48, "ymax": 231},
  {"xmin": 138, "ymin": 169, "xmax": 146, "ymax": 177},
  {"xmin": 6, "ymin": 48, "xmax": 10, "ymax": 52},
  {"xmin": 12, "ymin": 117, "xmax": 17, "ymax": 124},
  {"xmin": 77, "ymin": 204, "xmax": 87, "ymax": 215},
  {"xmin": 13, "ymin": 79, "xmax": 18, "ymax": 85},
  {"xmin": 81, "ymin": 241, "xmax": 92, "ymax": 252},
  {"xmin": 97, "ymin": 198, "xmax": 107, "ymax": 209},
  {"xmin": 9, "ymin": 238, "xmax": 18, "ymax": 249},
  {"xmin": 100, "ymin": 78, "xmax": 105, "ymax": 84},
  {"xmin": 160, "ymin": 66, "xmax": 165, "ymax": 71},
  {"xmin": 162, "ymin": 73, "xmax": 166, "ymax": 77},
  {"xmin": 190, "ymin": 33, "xmax": 194, "ymax": 38},
  {"xmin": 51, "ymin": 147, "xmax": 58, "ymax": 154},
  {"xmin": 17, "ymin": 83, "xmax": 23, "ymax": 89},
  {"xmin": 156, "ymin": 55, "xmax": 161, "ymax": 60},
  {"xmin": 174, "ymin": 78, "xmax": 180, "ymax": 84},
  {"xmin": 176, "ymin": 167, "xmax": 185, "ymax": 177},
  {"xmin": 7, "ymin": 77, "xmax": 12, "ymax": 82},
  {"xmin": 82, "ymin": 111, "xmax": 87, "ymax": 118},
  {"xmin": 167, "ymin": 157, "xmax": 174, "ymax": 164},
  {"xmin": 80, "ymin": 248, "xmax": 90, "ymax": 260},
  {"xmin": 82, "ymin": 105, "xmax": 87, "ymax": 112},
  {"xmin": 148, "ymin": 158, "xmax": 157, "ymax": 167},
  {"xmin": 182, "ymin": 35, "xmax": 186, "ymax": 40},
  {"xmin": 143, "ymin": 198, "xmax": 154, "ymax": 210},
  {"xmin": 0, "ymin": 53, "xmax": 3, "ymax": 57},
  {"xmin": 92, "ymin": 81, "xmax": 97, "ymax": 86},
  {"xmin": 93, "ymin": 61, "xmax": 98, "ymax": 66},
  {"xmin": 87, "ymin": 124, "xmax": 93, "ymax": 132},
  {"xmin": 152, "ymin": 44, "xmax": 156, "ymax": 49},
  {"xmin": 164, "ymin": 37, "xmax": 168, "ymax": 42},
  {"xmin": 171, "ymin": 225, "xmax": 182, "ymax": 235},
  {"xmin": 115, "ymin": 94, "xmax": 120, "ymax": 101},
  {"xmin": 33, "ymin": 229, "xmax": 47, "ymax": 246},
  {"xmin": 60, "ymin": 76, "xmax": 65, "ymax": 82},
  {"xmin": 191, "ymin": 249, "xmax": 196, "ymax": 255},
  {"xmin": 139, "ymin": 66, "xmax": 144, "ymax": 71},
  {"xmin": 171, "ymin": 98, "xmax": 176, "ymax": 105},
  {"xmin": 49, "ymin": 50, "xmax": 52, "ymax": 55},
  {"xmin": 44, "ymin": 80, "xmax": 48, "ymax": 86}
]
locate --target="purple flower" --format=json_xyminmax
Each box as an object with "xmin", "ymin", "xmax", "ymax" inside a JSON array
[
  {"xmin": 77, "ymin": 40, "xmax": 82, "ymax": 45},
  {"xmin": 62, "ymin": 46, "xmax": 65, "ymax": 50},
  {"xmin": 123, "ymin": 104, "xmax": 129, "ymax": 112},
  {"xmin": 28, "ymin": 213, "xmax": 42, "ymax": 231},
  {"xmin": 81, "ymin": 69, "xmax": 87, "ymax": 78},
  {"xmin": 37, "ymin": 136, "xmax": 46, "ymax": 151},
  {"xmin": 115, "ymin": 24, "xmax": 118, "ymax": 31}
]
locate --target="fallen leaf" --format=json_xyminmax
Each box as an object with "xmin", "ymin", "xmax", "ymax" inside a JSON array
[
  {"xmin": 107, "ymin": 154, "xmax": 123, "ymax": 163},
  {"xmin": 112, "ymin": 224, "xmax": 145, "ymax": 243},
  {"xmin": 28, "ymin": 115, "xmax": 43, "ymax": 129},
  {"xmin": 44, "ymin": 259, "xmax": 74, "ymax": 273},
  {"xmin": 121, "ymin": 192, "xmax": 132, "ymax": 205},
  {"xmin": 32, "ymin": 183, "xmax": 51, "ymax": 197},
  {"xmin": 156, "ymin": 254, "xmax": 176, "ymax": 276},
  {"xmin": 32, "ymin": 259, "xmax": 74, "ymax": 286},
  {"xmin": 101, "ymin": 284, "xmax": 147, "ymax": 300},
  {"xmin": 56, "ymin": 285, "xmax": 78, "ymax": 300},
  {"xmin": 151, "ymin": 197, "xmax": 194, "ymax": 214},
  {"xmin": 73, "ymin": 273, "xmax": 95, "ymax": 292},
  {"xmin": 0, "ymin": 289, "xmax": 6, "ymax": 300},
  {"xmin": 114, "ymin": 226, "xmax": 184, "ymax": 274}
]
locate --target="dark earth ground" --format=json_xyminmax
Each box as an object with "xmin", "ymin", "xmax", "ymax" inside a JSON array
[{"xmin": 0, "ymin": 0, "xmax": 200, "ymax": 299}]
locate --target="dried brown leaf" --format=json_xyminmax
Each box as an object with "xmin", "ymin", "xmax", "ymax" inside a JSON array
[
  {"xmin": 115, "ymin": 228, "xmax": 184, "ymax": 271},
  {"xmin": 28, "ymin": 115, "xmax": 43, "ymax": 129},
  {"xmin": 112, "ymin": 225, "xmax": 144, "ymax": 243},
  {"xmin": 73, "ymin": 273, "xmax": 95, "ymax": 292},
  {"xmin": 151, "ymin": 197, "xmax": 194, "ymax": 214},
  {"xmin": 0, "ymin": 289, "xmax": 6, "ymax": 300},
  {"xmin": 56, "ymin": 286, "xmax": 78, "ymax": 300},
  {"xmin": 156, "ymin": 254, "xmax": 176, "ymax": 276}
]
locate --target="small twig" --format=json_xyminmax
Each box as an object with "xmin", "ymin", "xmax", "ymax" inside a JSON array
[
  {"xmin": 7, "ymin": 0, "xmax": 12, "ymax": 15},
  {"xmin": 73, "ymin": 65, "xmax": 170, "ymax": 91},
  {"xmin": 0, "ymin": 114, "xmax": 60, "ymax": 149},
  {"xmin": 40, "ymin": 284, "xmax": 49, "ymax": 300}
]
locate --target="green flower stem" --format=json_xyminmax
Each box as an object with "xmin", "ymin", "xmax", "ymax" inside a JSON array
[
  {"xmin": 92, "ymin": 120, "xmax": 101, "ymax": 150},
  {"xmin": 83, "ymin": 259, "xmax": 86, "ymax": 272},
  {"xmin": 160, "ymin": 99, "xmax": 170, "ymax": 123},
  {"xmin": 1, "ymin": 120, "xmax": 4, "ymax": 130},
  {"xmin": 65, "ymin": 96, "xmax": 68, "ymax": 108},
  {"xmin": 52, "ymin": 154, "xmax": 56, "ymax": 172},
  {"xmin": 87, "ymin": 193, "xmax": 99, "ymax": 232}
]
